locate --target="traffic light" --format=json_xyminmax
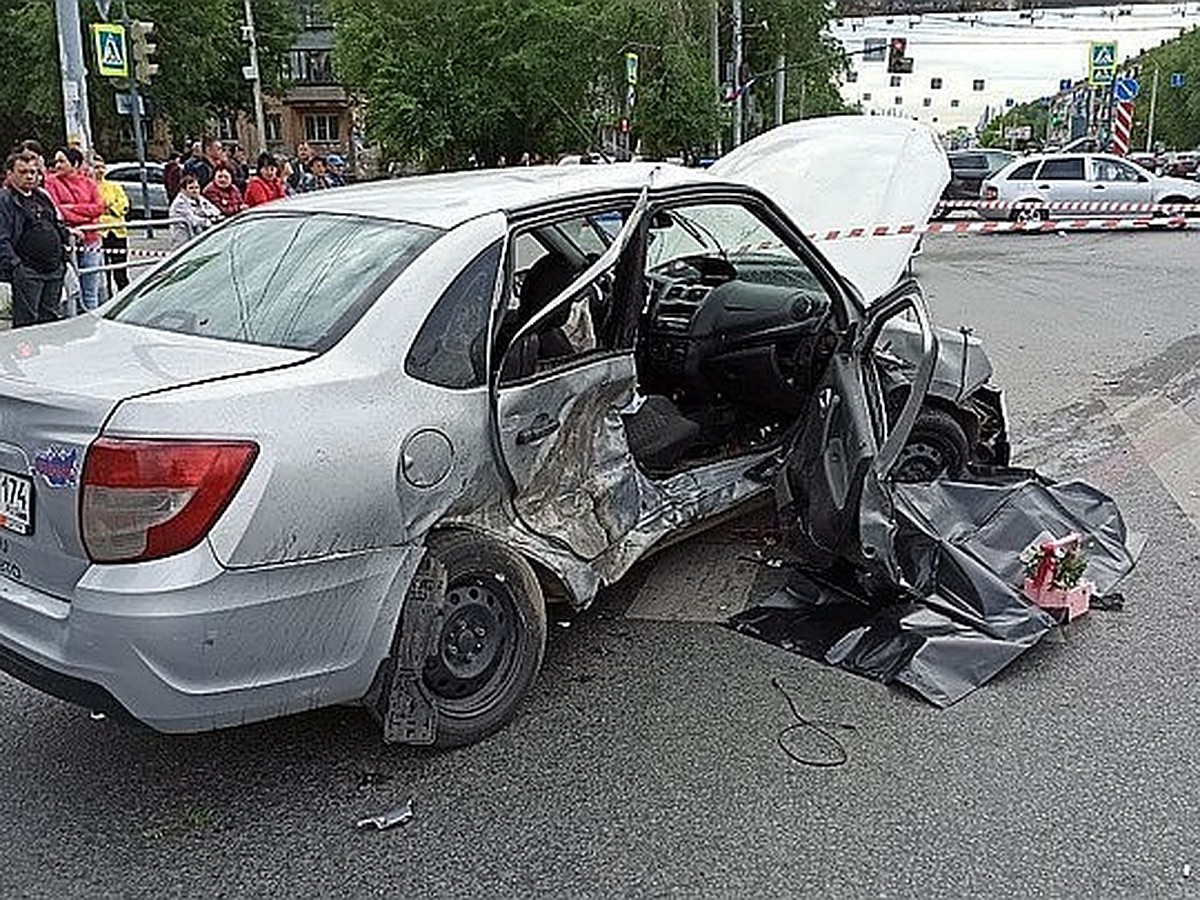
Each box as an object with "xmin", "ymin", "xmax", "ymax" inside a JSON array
[
  {"xmin": 887, "ymin": 37, "xmax": 912, "ymax": 75},
  {"xmin": 131, "ymin": 20, "xmax": 159, "ymax": 84}
]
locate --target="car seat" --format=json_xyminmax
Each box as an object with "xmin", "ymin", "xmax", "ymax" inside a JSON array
[{"xmin": 500, "ymin": 252, "xmax": 580, "ymax": 380}]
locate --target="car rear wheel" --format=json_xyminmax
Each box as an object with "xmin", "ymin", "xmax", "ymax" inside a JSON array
[
  {"xmin": 892, "ymin": 407, "xmax": 970, "ymax": 483},
  {"xmin": 1156, "ymin": 195, "xmax": 1194, "ymax": 217},
  {"xmin": 1011, "ymin": 202, "xmax": 1048, "ymax": 223},
  {"xmin": 418, "ymin": 531, "xmax": 546, "ymax": 748}
]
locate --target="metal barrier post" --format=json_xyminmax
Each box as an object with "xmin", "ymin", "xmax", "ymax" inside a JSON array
[{"xmin": 63, "ymin": 236, "xmax": 78, "ymax": 318}]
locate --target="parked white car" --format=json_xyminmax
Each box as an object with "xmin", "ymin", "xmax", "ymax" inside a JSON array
[{"xmin": 979, "ymin": 152, "xmax": 1200, "ymax": 219}]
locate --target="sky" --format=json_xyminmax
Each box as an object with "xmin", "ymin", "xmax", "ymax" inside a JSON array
[{"xmin": 829, "ymin": 3, "xmax": 1200, "ymax": 130}]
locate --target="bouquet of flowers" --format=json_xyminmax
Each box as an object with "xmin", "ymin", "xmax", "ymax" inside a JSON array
[{"xmin": 1019, "ymin": 532, "xmax": 1092, "ymax": 622}]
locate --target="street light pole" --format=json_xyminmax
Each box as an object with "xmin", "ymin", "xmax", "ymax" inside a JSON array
[
  {"xmin": 712, "ymin": 0, "xmax": 722, "ymax": 155},
  {"xmin": 54, "ymin": 0, "xmax": 94, "ymax": 151},
  {"xmin": 243, "ymin": 0, "xmax": 268, "ymax": 155},
  {"xmin": 118, "ymin": 0, "xmax": 152, "ymax": 232},
  {"xmin": 732, "ymin": 0, "xmax": 743, "ymax": 146}
]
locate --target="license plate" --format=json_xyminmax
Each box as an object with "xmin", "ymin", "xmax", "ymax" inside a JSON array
[{"xmin": 0, "ymin": 470, "xmax": 33, "ymax": 536}]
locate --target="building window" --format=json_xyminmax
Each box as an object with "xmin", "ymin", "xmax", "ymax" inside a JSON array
[
  {"xmin": 846, "ymin": 70, "xmax": 858, "ymax": 83},
  {"xmin": 216, "ymin": 114, "xmax": 238, "ymax": 143},
  {"xmin": 931, "ymin": 77, "xmax": 943, "ymax": 89},
  {"xmin": 950, "ymin": 99, "xmax": 960, "ymax": 108},
  {"xmin": 890, "ymin": 75, "xmax": 901, "ymax": 88},
  {"xmin": 973, "ymin": 79, "xmax": 985, "ymax": 91},
  {"xmin": 265, "ymin": 114, "xmax": 282, "ymax": 143},
  {"xmin": 861, "ymin": 92, "xmax": 872, "ymax": 101},
  {"xmin": 894, "ymin": 96, "xmax": 903, "ymax": 105},
  {"xmin": 286, "ymin": 49, "xmax": 335, "ymax": 85},
  {"xmin": 297, "ymin": 0, "xmax": 331, "ymax": 28},
  {"xmin": 922, "ymin": 97, "xmax": 932, "ymax": 107},
  {"xmin": 303, "ymin": 114, "xmax": 340, "ymax": 143}
]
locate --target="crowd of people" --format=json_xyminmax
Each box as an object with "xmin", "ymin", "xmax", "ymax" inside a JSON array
[{"xmin": 0, "ymin": 137, "xmax": 349, "ymax": 328}]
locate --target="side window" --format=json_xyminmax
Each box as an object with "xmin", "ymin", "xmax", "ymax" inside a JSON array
[
  {"xmin": 1094, "ymin": 159, "xmax": 1140, "ymax": 182},
  {"xmin": 1039, "ymin": 157, "xmax": 1085, "ymax": 180},
  {"xmin": 405, "ymin": 241, "xmax": 502, "ymax": 389},
  {"xmin": 1007, "ymin": 161, "xmax": 1039, "ymax": 180},
  {"xmin": 498, "ymin": 207, "xmax": 634, "ymax": 384}
]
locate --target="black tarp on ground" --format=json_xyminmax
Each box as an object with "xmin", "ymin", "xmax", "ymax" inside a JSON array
[{"xmin": 726, "ymin": 474, "xmax": 1144, "ymax": 707}]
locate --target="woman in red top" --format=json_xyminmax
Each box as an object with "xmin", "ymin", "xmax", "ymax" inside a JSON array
[
  {"xmin": 244, "ymin": 152, "xmax": 287, "ymax": 207},
  {"xmin": 201, "ymin": 164, "xmax": 245, "ymax": 217},
  {"xmin": 44, "ymin": 147, "xmax": 106, "ymax": 311}
]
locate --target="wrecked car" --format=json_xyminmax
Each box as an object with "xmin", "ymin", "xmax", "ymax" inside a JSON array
[{"xmin": 0, "ymin": 118, "xmax": 1008, "ymax": 747}]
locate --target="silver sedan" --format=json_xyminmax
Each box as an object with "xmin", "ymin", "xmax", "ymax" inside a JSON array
[{"xmin": 0, "ymin": 120, "xmax": 1009, "ymax": 747}]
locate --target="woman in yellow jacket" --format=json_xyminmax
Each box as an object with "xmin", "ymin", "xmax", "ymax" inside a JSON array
[{"xmin": 93, "ymin": 156, "xmax": 131, "ymax": 295}]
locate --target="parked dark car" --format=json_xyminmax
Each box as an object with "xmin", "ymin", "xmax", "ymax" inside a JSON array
[
  {"xmin": 942, "ymin": 149, "xmax": 1017, "ymax": 201},
  {"xmin": 104, "ymin": 161, "xmax": 169, "ymax": 218}
]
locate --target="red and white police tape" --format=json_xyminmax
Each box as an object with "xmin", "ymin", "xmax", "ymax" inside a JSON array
[
  {"xmin": 936, "ymin": 198, "xmax": 1200, "ymax": 215},
  {"xmin": 808, "ymin": 216, "xmax": 1196, "ymax": 241}
]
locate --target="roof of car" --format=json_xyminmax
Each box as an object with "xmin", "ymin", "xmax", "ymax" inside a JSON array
[{"xmin": 272, "ymin": 163, "xmax": 716, "ymax": 229}]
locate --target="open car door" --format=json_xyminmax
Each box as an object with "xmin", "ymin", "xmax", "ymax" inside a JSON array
[
  {"xmin": 492, "ymin": 192, "xmax": 649, "ymax": 561},
  {"xmin": 779, "ymin": 280, "xmax": 937, "ymax": 590}
]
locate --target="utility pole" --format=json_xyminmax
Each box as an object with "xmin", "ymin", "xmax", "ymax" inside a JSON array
[
  {"xmin": 120, "ymin": 3, "xmax": 152, "ymax": 223},
  {"xmin": 1145, "ymin": 67, "xmax": 1159, "ymax": 153},
  {"xmin": 774, "ymin": 52, "xmax": 786, "ymax": 126},
  {"xmin": 712, "ymin": 0, "xmax": 722, "ymax": 154},
  {"xmin": 243, "ymin": 0, "xmax": 268, "ymax": 155},
  {"xmin": 732, "ymin": 0, "xmax": 743, "ymax": 146},
  {"xmin": 54, "ymin": 0, "xmax": 94, "ymax": 151}
]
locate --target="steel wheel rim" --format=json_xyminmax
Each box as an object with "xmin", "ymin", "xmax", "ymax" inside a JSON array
[
  {"xmin": 893, "ymin": 438, "xmax": 947, "ymax": 482},
  {"xmin": 423, "ymin": 576, "xmax": 520, "ymax": 710}
]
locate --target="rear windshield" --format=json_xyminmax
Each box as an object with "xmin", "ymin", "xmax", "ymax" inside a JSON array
[{"xmin": 106, "ymin": 212, "xmax": 442, "ymax": 351}]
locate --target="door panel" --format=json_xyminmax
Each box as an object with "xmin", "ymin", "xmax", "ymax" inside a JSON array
[
  {"xmin": 496, "ymin": 355, "xmax": 643, "ymax": 560},
  {"xmin": 782, "ymin": 282, "xmax": 936, "ymax": 573}
]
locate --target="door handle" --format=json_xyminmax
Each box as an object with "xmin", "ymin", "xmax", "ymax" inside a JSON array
[
  {"xmin": 1093, "ymin": 184, "xmax": 1106, "ymax": 190},
  {"xmin": 1036, "ymin": 184, "xmax": 1050, "ymax": 190},
  {"xmin": 516, "ymin": 414, "xmax": 561, "ymax": 445}
]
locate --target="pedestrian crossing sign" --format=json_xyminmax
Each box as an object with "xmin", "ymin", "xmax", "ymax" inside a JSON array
[
  {"xmin": 92, "ymin": 23, "xmax": 128, "ymax": 78},
  {"xmin": 1088, "ymin": 41, "xmax": 1117, "ymax": 87}
]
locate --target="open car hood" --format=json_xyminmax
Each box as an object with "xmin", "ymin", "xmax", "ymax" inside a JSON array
[{"xmin": 708, "ymin": 116, "xmax": 950, "ymax": 302}]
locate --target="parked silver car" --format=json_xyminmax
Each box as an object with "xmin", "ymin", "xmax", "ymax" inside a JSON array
[
  {"xmin": 0, "ymin": 119, "xmax": 1009, "ymax": 747},
  {"xmin": 980, "ymin": 152, "xmax": 1200, "ymax": 219}
]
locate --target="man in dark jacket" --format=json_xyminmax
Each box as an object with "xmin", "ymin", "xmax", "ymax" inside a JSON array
[
  {"xmin": 0, "ymin": 150, "xmax": 67, "ymax": 327},
  {"xmin": 182, "ymin": 137, "xmax": 226, "ymax": 190}
]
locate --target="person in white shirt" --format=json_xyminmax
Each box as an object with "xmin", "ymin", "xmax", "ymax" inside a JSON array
[{"xmin": 168, "ymin": 175, "xmax": 223, "ymax": 247}]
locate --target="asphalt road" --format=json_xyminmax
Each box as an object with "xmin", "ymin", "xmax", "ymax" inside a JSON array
[{"xmin": 2, "ymin": 231, "xmax": 1199, "ymax": 898}]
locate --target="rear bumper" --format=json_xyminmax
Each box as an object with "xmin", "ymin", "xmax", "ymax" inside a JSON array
[{"xmin": 0, "ymin": 541, "xmax": 422, "ymax": 733}]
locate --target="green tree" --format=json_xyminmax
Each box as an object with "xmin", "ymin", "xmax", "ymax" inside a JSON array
[
  {"xmin": 1132, "ymin": 29, "xmax": 1200, "ymax": 150},
  {"xmin": 0, "ymin": 2, "xmax": 66, "ymax": 152},
  {"xmin": 980, "ymin": 101, "xmax": 1047, "ymax": 150},
  {"xmin": 326, "ymin": 0, "xmax": 847, "ymax": 168}
]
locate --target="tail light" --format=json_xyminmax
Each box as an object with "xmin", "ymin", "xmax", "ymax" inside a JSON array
[
  {"xmin": 81, "ymin": 438, "xmax": 258, "ymax": 563},
  {"xmin": 983, "ymin": 184, "xmax": 999, "ymax": 201}
]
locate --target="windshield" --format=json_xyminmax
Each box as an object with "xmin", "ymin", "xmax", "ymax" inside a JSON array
[
  {"xmin": 646, "ymin": 203, "xmax": 792, "ymax": 272},
  {"xmin": 106, "ymin": 212, "xmax": 442, "ymax": 351}
]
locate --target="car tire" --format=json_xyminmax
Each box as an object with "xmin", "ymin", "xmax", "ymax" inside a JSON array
[
  {"xmin": 418, "ymin": 531, "xmax": 547, "ymax": 748},
  {"xmin": 1011, "ymin": 203, "xmax": 1048, "ymax": 223},
  {"xmin": 892, "ymin": 407, "xmax": 970, "ymax": 483},
  {"xmin": 1156, "ymin": 195, "xmax": 1193, "ymax": 218}
]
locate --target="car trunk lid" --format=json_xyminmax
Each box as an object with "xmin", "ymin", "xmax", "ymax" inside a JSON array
[{"xmin": 0, "ymin": 316, "xmax": 309, "ymax": 599}]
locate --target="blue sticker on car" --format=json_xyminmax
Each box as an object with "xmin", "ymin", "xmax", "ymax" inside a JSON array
[{"xmin": 33, "ymin": 445, "xmax": 79, "ymax": 488}]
